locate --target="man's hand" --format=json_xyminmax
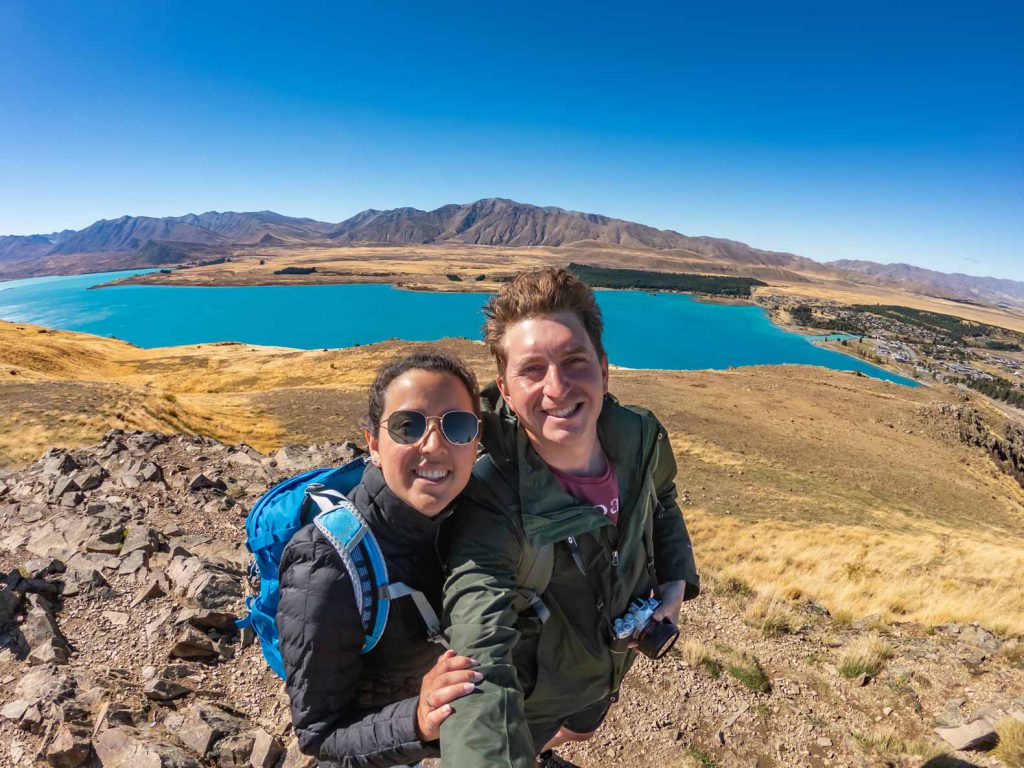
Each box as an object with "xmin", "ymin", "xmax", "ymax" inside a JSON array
[
  {"xmin": 652, "ymin": 580, "xmax": 687, "ymax": 628},
  {"xmin": 415, "ymin": 649, "xmax": 481, "ymax": 741}
]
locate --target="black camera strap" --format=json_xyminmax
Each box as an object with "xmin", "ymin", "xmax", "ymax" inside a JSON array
[{"xmin": 565, "ymin": 536, "xmax": 615, "ymax": 636}]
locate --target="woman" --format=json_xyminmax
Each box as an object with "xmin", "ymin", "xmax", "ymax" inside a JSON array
[{"xmin": 277, "ymin": 350, "xmax": 484, "ymax": 767}]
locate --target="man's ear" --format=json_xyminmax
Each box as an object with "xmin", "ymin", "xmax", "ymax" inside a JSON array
[
  {"xmin": 364, "ymin": 427, "xmax": 380, "ymax": 466},
  {"xmin": 600, "ymin": 354, "xmax": 609, "ymax": 393},
  {"xmin": 496, "ymin": 374, "xmax": 513, "ymax": 413}
]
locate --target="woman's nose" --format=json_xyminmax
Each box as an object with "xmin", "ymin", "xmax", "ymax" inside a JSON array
[{"xmin": 419, "ymin": 421, "xmax": 446, "ymax": 453}]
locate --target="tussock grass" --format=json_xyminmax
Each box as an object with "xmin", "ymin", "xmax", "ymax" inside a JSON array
[
  {"xmin": 1001, "ymin": 639, "xmax": 1024, "ymax": 667},
  {"xmin": 995, "ymin": 717, "xmax": 1024, "ymax": 768},
  {"xmin": 724, "ymin": 651, "xmax": 771, "ymax": 693},
  {"xmin": 743, "ymin": 593, "xmax": 797, "ymax": 637},
  {"xmin": 677, "ymin": 640, "xmax": 722, "ymax": 678},
  {"xmin": 851, "ymin": 727, "xmax": 944, "ymax": 760},
  {"xmin": 839, "ymin": 634, "xmax": 893, "ymax": 679}
]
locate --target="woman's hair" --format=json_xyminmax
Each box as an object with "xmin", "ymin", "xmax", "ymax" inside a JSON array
[
  {"xmin": 482, "ymin": 267, "xmax": 605, "ymax": 375},
  {"xmin": 365, "ymin": 350, "xmax": 481, "ymax": 433}
]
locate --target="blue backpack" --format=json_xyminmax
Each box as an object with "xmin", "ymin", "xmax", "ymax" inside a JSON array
[{"xmin": 236, "ymin": 457, "xmax": 443, "ymax": 678}]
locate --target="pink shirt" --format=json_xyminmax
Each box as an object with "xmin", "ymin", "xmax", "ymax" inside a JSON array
[{"xmin": 550, "ymin": 456, "xmax": 620, "ymax": 524}]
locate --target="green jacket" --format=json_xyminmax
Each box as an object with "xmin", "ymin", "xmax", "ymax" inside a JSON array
[{"xmin": 440, "ymin": 384, "xmax": 700, "ymax": 767}]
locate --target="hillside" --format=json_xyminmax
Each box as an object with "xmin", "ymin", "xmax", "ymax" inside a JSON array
[
  {"xmin": 830, "ymin": 259, "xmax": 1024, "ymax": 307},
  {"xmin": 1, "ymin": 325, "xmax": 1023, "ymax": 767}
]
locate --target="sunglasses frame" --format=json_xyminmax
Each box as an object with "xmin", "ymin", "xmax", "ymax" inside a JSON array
[{"xmin": 381, "ymin": 409, "xmax": 481, "ymax": 446}]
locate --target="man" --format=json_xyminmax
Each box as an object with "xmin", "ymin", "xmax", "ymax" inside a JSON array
[{"xmin": 441, "ymin": 267, "xmax": 700, "ymax": 767}]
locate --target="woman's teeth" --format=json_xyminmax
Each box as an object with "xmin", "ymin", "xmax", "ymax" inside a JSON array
[{"xmin": 415, "ymin": 468, "xmax": 449, "ymax": 480}]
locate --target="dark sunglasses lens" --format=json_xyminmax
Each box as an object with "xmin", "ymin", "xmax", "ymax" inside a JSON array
[
  {"xmin": 386, "ymin": 411, "xmax": 426, "ymax": 444},
  {"xmin": 441, "ymin": 411, "xmax": 479, "ymax": 444}
]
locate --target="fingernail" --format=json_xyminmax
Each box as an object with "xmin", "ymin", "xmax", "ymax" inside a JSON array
[
  {"xmin": 462, "ymin": 682, "xmax": 476, "ymax": 694},
  {"xmin": 440, "ymin": 704, "xmax": 451, "ymax": 715},
  {"xmin": 470, "ymin": 671, "xmax": 483, "ymax": 683},
  {"xmin": 469, "ymin": 658, "xmax": 481, "ymax": 667}
]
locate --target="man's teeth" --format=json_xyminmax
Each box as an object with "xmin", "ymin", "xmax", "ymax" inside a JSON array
[
  {"xmin": 415, "ymin": 468, "xmax": 449, "ymax": 480},
  {"xmin": 548, "ymin": 405, "xmax": 578, "ymax": 418}
]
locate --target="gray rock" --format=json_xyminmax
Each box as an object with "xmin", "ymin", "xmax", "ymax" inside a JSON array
[
  {"xmin": 14, "ymin": 664, "xmax": 76, "ymax": 706},
  {"xmin": 142, "ymin": 677, "xmax": 193, "ymax": 702},
  {"xmin": 187, "ymin": 571, "xmax": 243, "ymax": 612},
  {"xmin": 216, "ymin": 732, "xmax": 255, "ymax": 767},
  {"xmin": 177, "ymin": 702, "xmax": 246, "ymax": 756},
  {"xmin": 23, "ymin": 557, "xmax": 66, "ymax": 579},
  {"xmin": 130, "ymin": 578, "xmax": 167, "ymax": 607},
  {"xmin": 279, "ymin": 738, "xmax": 316, "ymax": 768},
  {"xmin": 71, "ymin": 465, "xmax": 106, "ymax": 492},
  {"xmin": 51, "ymin": 475, "xmax": 81, "ymax": 501},
  {"xmin": 183, "ymin": 609, "xmax": 237, "ymax": 632},
  {"xmin": 935, "ymin": 719, "xmax": 998, "ymax": 751},
  {"xmin": 94, "ymin": 726, "xmax": 200, "ymax": 768},
  {"xmin": 169, "ymin": 627, "xmax": 217, "ymax": 659},
  {"xmin": 248, "ymin": 728, "xmax": 283, "ymax": 768},
  {"xmin": 1, "ymin": 698, "xmax": 30, "ymax": 722},
  {"xmin": 272, "ymin": 445, "xmax": 314, "ymax": 472},
  {"xmin": 46, "ymin": 724, "xmax": 91, "ymax": 768},
  {"xmin": 42, "ymin": 452, "xmax": 79, "ymax": 477},
  {"xmin": 118, "ymin": 549, "xmax": 149, "ymax": 576},
  {"xmin": 168, "ymin": 556, "xmax": 205, "ymax": 592},
  {"xmin": 122, "ymin": 525, "xmax": 163, "ymax": 556},
  {"xmin": 189, "ymin": 473, "xmax": 227, "ymax": 493},
  {"xmin": 141, "ymin": 462, "xmax": 165, "ymax": 483},
  {"xmin": 959, "ymin": 624, "xmax": 1002, "ymax": 652},
  {"xmin": 23, "ymin": 602, "xmax": 70, "ymax": 665}
]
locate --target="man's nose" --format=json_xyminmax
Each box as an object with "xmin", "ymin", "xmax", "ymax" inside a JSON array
[{"xmin": 543, "ymin": 364, "xmax": 570, "ymax": 398}]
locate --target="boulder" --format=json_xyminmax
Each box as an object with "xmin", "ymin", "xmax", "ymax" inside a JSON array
[
  {"xmin": 182, "ymin": 609, "xmax": 237, "ymax": 632},
  {"xmin": 23, "ymin": 602, "xmax": 71, "ymax": 665},
  {"xmin": 278, "ymin": 738, "xmax": 316, "ymax": 768},
  {"xmin": 187, "ymin": 571, "xmax": 243, "ymax": 612},
  {"xmin": 94, "ymin": 726, "xmax": 200, "ymax": 768},
  {"xmin": 122, "ymin": 525, "xmax": 163, "ymax": 556},
  {"xmin": 118, "ymin": 549, "xmax": 149, "ymax": 576},
  {"xmin": 130, "ymin": 578, "xmax": 167, "ymax": 607},
  {"xmin": 216, "ymin": 732, "xmax": 256, "ymax": 767},
  {"xmin": 46, "ymin": 724, "xmax": 92, "ymax": 768},
  {"xmin": 71, "ymin": 465, "xmax": 107, "ymax": 492},
  {"xmin": 141, "ymin": 462, "xmax": 165, "ymax": 483},
  {"xmin": 169, "ymin": 627, "xmax": 217, "ymax": 660},
  {"xmin": 248, "ymin": 728, "xmax": 283, "ymax": 768},
  {"xmin": 935, "ymin": 719, "xmax": 999, "ymax": 751},
  {"xmin": 42, "ymin": 452, "xmax": 79, "ymax": 477},
  {"xmin": 142, "ymin": 677, "xmax": 193, "ymax": 702},
  {"xmin": 50, "ymin": 476, "xmax": 81, "ymax": 501},
  {"xmin": 272, "ymin": 445, "xmax": 314, "ymax": 472},
  {"xmin": 177, "ymin": 702, "xmax": 246, "ymax": 756},
  {"xmin": 189, "ymin": 473, "xmax": 227, "ymax": 493},
  {"xmin": 23, "ymin": 557, "xmax": 66, "ymax": 579}
]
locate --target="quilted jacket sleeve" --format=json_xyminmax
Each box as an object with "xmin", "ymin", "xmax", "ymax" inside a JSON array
[
  {"xmin": 650, "ymin": 418, "xmax": 701, "ymax": 599},
  {"xmin": 277, "ymin": 526, "xmax": 437, "ymax": 768}
]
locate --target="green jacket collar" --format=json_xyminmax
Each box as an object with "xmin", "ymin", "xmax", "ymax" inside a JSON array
[{"xmin": 479, "ymin": 382, "xmax": 657, "ymax": 547}]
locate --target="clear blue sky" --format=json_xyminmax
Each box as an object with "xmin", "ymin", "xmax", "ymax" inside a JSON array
[{"xmin": 2, "ymin": 0, "xmax": 1022, "ymax": 279}]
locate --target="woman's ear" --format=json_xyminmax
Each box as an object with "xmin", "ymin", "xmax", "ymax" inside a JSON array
[{"xmin": 364, "ymin": 427, "xmax": 380, "ymax": 466}]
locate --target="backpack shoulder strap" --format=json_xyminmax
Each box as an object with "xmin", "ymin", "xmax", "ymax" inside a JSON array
[
  {"xmin": 472, "ymin": 454, "xmax": 553, "ymax": 621},
  {"xmin": 311, "ymin": 487, "xmax": 446, "ymax": 653}
]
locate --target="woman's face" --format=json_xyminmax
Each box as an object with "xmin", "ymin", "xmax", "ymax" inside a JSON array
[{"xmin": 365, "ymin": 369, "xmax": 479, "ymax": 517}]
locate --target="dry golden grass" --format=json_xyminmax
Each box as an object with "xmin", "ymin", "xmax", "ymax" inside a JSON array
[
  {"xmin": 995, "ymin": 717, "xmax": 1024, "ymax": 768},
  {"xmin": 838, "ymin": 633, "xmax": 893, "ymax": 679},
  {"xmin": 743, "ymin": 593, "xmax": 798, "ymax": 637},
  {"xmin": 4, "ymin": 321, "xmax": 1024, "ymax": 637},
  {"xmin": 851, "ymin": 727, "xmax": 945, "ymax": 761}
]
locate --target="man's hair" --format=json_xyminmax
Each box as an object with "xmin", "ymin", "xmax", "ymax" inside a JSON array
[
  {"xmin": 482, "ymin": 268, "xmax": 605, "ymax": 374},
  {"xmin": 364, "ymin": 350, "xmax": 480, "ymax": 433}
]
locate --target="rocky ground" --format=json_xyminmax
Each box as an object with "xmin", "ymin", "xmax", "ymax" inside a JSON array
[{"xmin": 1, "ymin": 431, "xmax": 1022, "ymax": 768}]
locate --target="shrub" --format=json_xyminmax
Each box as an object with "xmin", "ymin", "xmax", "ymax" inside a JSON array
[
  {"xmin": 839, "ymin": 634, "xmax": 893, "ymax": 679},
  {"xmin": 995, "ymin": 717, "xmax": 1024, "ymax": 768}
]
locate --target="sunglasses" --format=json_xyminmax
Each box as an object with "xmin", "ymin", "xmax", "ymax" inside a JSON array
[{"xmin": 381, "ymin": 410, "xmax": 481, "ymax": 446}]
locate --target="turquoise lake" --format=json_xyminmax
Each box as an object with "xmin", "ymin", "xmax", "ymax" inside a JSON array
[{"xmin": 0, "ymin": 270, "xmax": 917, "ymax": 386}]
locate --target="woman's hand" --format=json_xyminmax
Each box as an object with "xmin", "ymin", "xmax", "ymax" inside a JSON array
[{"xmin": 415, "ymin": 649, "xmax": 481, "ymax": 741}]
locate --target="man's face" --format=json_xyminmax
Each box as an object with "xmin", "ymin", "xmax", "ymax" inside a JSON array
[{"xmin": 497, "ymin": 311, "xmax": 608, "ymax": 466}]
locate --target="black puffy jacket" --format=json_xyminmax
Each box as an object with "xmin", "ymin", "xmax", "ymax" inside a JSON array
[{"xmin": 277, "ymin": 465, "xmax": 450, "ymax": 767}]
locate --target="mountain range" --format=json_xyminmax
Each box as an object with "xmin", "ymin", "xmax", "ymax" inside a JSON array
[{"xmin": 2, "ymin": 198, "xmax": 1021, "ymax": 308}]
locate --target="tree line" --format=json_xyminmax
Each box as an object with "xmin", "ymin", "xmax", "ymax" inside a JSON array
[{"xmin": 567, "ymin": 264, "xmax": 766, "ymax": 297}]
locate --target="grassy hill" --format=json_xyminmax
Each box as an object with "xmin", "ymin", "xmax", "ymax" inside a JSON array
[{"xmin": 1, "ymin": 320, "xmax": 1022, "ymax": 636}]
